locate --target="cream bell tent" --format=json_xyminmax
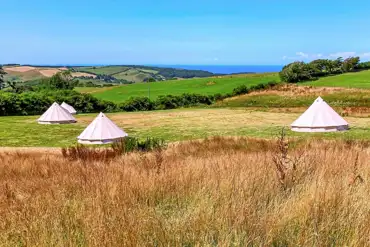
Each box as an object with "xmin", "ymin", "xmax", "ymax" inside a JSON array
[
  {"xmin": 291, "ymin": 96, "xmax": 349, "ymax": 132},
  {"xmin": 38, "ymin": 102, "xmax": 77, "ymax": 124},
  {"xmin": 77, "ymin": 112, "xmax": 128, "ymax": 144},
  {"xmin": 61, "ymin": 102, "xmax": 77, "ymax": 115}
]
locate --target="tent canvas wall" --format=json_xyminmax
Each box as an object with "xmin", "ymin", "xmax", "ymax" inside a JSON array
[
  {"xmin": 38, "ymin": 102, "xmax": 77, "ymax": 124},
  {"xmin": 61, "ymin": 102, "xmax": 77, "ymax": 114},
  {"xmin": 77, "ymin": 112, "xmax": 128, "ymax": 144},
  {"xmin": 291, "ymin": 97, "xmax": 349, "ymax": 132}
]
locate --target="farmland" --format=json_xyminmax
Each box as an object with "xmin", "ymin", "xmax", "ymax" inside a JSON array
[
  {"xmin": 2, "ymin": 65, "xmax": 216, "ymax": 85},
  {"xmin": 77, "ymin": 73, "xmax": 280, "ymax": 102}
]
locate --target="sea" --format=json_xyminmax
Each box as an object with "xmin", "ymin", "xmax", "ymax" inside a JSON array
[{"xmin": 153, "ymin": 65, "xmax": 283, "ymax": 74}]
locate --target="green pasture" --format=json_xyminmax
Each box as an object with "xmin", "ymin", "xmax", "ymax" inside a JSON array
[
  {"xmin": 76, "ymin": 73, "xmax": 279, "ymax": 103},
  {"xmin": 0, "ymin": 108, "xmax": 368, "ymax": 147},
  {"xmin": 305, "ymin": 70, "xmax": 370, "ymax": 88}
]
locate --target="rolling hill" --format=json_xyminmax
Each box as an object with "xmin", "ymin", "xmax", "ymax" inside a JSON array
[
  {"xmin": 3, "ymin": 65, "xmax": 217, "ymax": 84},
  {"xmin": 3, "ymin": 65, "xmax": 95, "ymax": 82},
  {"xmin": 73, "ymin": 65, "xmax": 215, "ymax": 82}
]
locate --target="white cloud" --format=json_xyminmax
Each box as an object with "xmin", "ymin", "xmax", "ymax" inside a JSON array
[
  {"xmin": 360, "ymin": 52, "xmax": 370, "ymax": 58},
  {"xmin": 282, "ymin": 51, "xmax": 370, "ymax": 61},
  {"xmin": 296, "ymin": 52, "xmax": 309, "ymax": 58},
  {"xmin": 329, "ymin": 52, "xmax": 356, "ymax": 59},
  {"xmin": 213, "ymin": 57, "xmax": 219, "ymax": 61}
]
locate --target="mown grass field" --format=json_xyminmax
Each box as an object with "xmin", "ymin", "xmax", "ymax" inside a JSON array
[
  {"xmin": 76, "ymin": 73, "xmax": 279, "ymax": 103},
  {"xmin": 305, "ymin": 70, "xmax": 370, "ymax": 88},
  {"xmin": 0, "ymin": 108, "xmax": 369, "ymax": 147}
]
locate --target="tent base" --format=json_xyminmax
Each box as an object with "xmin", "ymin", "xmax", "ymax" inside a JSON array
[
  {"xmin": 38, "ymin": 121, "xmax": 76, "ymax": 124},
  {"xmin": 291, "ymin": 125, "xmax": 349, "ymax": 132},
  {"xmin": 78, "ymin": 138, "xmax": 124, "ymax": 145}
]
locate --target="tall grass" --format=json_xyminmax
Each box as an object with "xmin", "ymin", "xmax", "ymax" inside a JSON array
[{"xmin": 0, "ymin": 137, "xmax": 370, "ymax": 246}]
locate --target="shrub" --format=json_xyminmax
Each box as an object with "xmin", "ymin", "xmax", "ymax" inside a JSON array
[
  {"xmin": 120, "ymin": 97, "xmax": 154, "ymax": 112},
  {"xmin": 154, "ymin": 94, "xmax": 213, "ymax": 110},
  {"xmin": 0, "ymin": 90, "xmax": 119, "ymax": 116},
  {"xmin": 232, "ymin": 85, "xmax": 249, "ymax": 96},
  {"xmin": 112, "ymin": 137, "xmax": 167, "ymax": 153}
]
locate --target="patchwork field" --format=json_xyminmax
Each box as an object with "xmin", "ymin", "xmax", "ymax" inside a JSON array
[
  {"xmin": 77, "ymin": 73, "xmax": 279, "ymax": 102},
  {"xmin": 3, "ymin": 66, "xmax": 96, "ymax": 81},
  {"xmin": 0, "ymin": 108, "xmax": 369, "ymax": 147}
]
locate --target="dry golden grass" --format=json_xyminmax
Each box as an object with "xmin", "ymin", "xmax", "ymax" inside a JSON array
[
  {"xmin": 225, "ymin": 84, "xmax": 370, "ymax": 100},
  {"xmin": 3, "ymin": 66, "xmax": 36, "ymax": 73},
  {"xmin": 1, "ymin": 137, "xmax": 370, "ymax": 246},
  {"xmin": 71, "ymin": 72, "xmax": 97, "ymax": 78},
  {"xmin": 4, "ymin": 66, "xmax": 96, "ymax": 79}
]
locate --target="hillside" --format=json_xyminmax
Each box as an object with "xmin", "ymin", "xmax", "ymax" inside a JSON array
[
  {"xmin": 304, "ymin": 70, "xmax": 370, "ymax": 88},
  {"xmin": 73, "ymin": 65, "xmax": 215, "ymax": 82},
  {"xmin": 3, "ymin": 65, "xmax": 216, "ymax": 84},
  {"xmin": 76, "ymin": 73, "xmax": 279, "ymax": 102},
  {"xmin": 3, "ymin": 65, "xmax": 96, "ymax": 82}
]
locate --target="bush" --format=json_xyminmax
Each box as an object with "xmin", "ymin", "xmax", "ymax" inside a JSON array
[
  {"xmin": 154, "ymin": 94, "xmax": 213, "ymax": 110},
  {"xmin": 0, "ymin": 90, "xmax": 119, "ymax": 116},
  {"xmin": 120, "ymin": 97, "xmax": 154, "ymax": 112},
  {"xmin": 232, "ymin": 85, "xmax": 249, "ymax": 96},
  {"xmin": 112, "ymin": 137, "xmax": 167, "ymax": 153}
]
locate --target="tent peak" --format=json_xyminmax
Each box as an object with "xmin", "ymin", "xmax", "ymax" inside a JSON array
[{"xmin": 315, "ymin": 96, "xmax": 324, "ymax": 102}]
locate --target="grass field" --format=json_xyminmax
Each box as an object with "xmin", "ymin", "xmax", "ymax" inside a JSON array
[
  {"xmin": 0, "ymin": 108, "xmax": 369, "ymax": 147},
  {"xmin": 305, "ymin": 70, "xmax": 370, "ymax": 88},
  {"xmin": 1, "ymin": 138, "xmax": 370, "ymax": 246},
  {"xmin": 76, "ymin": 73, "xmax": 279, "ymax": 103}
]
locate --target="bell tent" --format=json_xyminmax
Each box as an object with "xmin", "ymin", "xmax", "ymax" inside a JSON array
[
  {"xmin": 77, "ymin": 112, "xmax": 128, "ymax": 144},
  {"xmin": 61, "ymin": 102, "xmax": 77, "ymax": 114},
  {"xmin": 291, "ymin": 96, "xmax": 349, "ymax": 132},
  {"xmin": 38, "ymin": 102, "xmax": 77, "ymax": 124}
]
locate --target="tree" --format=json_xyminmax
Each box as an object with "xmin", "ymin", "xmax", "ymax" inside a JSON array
[
  {"xmin": 0, "ymin": 66, "xmax": 7, "ymax": 90},
  {"xmin": 342, "ymin": 56, "xmax": 360, "ymax": 72},
  {"xmin": 40, "ymin": 70, "xmax": 77, "ymax": 90},
  {"xmin": 279, "ymin": 61, "xmax": 314, "ymax": 83},
  {"xmin": 144, "ymin": 77, "xmax": 156, "ymax": 83}
]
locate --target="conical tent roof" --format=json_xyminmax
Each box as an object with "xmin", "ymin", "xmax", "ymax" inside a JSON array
[
  {"xmin": 291, "ymin": 97, "xmax": 349, "ymax": 132},
  {"xmin": 77, "ymin": 112, "xmax": 128, "ymax": 144},
  {"xmin": 61, "ymin": 102, "xmax": 77, "ymax": 114},
  {"xmin": 38, "ymin": 102, "xmax": 77, "ymax": 124}
]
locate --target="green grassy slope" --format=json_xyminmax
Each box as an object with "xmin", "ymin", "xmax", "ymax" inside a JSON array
[
  {"xmin": 304, "ymin": 70, "xmax": 370, "ymax": 88},
  {"xmin": 81, "ymin": 73, "xmax": 279, "ymax": 102}
]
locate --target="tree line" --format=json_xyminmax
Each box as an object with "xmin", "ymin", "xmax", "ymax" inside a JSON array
[{"xmin": 279, "ymin": 57, "xmax": 370, "ymax": 83}]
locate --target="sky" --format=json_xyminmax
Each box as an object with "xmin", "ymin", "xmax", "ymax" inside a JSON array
[{"xmin": 1, "ymin": 0, "xmax": 370, "ymax": 65}]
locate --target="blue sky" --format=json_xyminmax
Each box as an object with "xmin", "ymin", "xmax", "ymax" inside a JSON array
[{"xmin": 1, "ymin": 0, "xmax": 370, "ymax": 65}]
